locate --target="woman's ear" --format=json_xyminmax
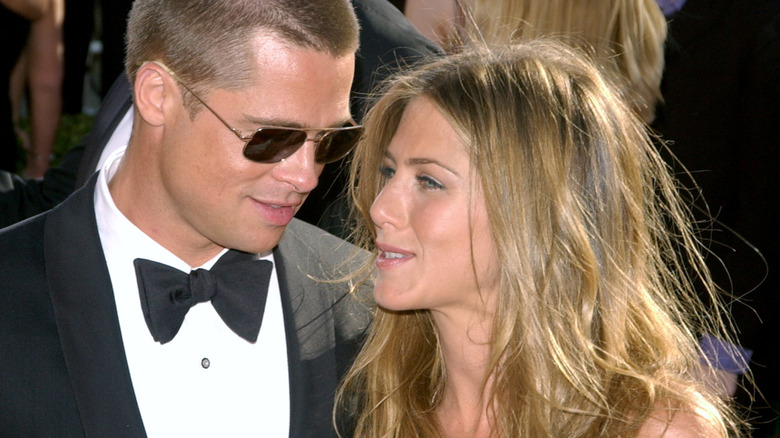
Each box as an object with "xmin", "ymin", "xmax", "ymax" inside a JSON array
[{"xmin": 133, "ymin": 62, "xmax": 176, "ymax": 127}]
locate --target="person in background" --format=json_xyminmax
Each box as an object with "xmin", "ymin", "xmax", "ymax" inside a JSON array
[
  {"xmin": 0, "ymin": 0, "xmax": 372, "ymax": 436},
  {"xmin": 0, "ymin": 0, "xmax": 39, "ymax": 172},
  {"xmin": 10, "ymin": 0, "xmax": 64, "ymax": 179},
  {"xmin": 403, "ymin": 0, "xmax": 666, "ymax": 123},
  {"xmin": 402, "ymin": 0, "xmax": 459, "ymax": 47},
  {"xmin": 336, "ymin": 39, "xmax": 746, "ymax": 437}
]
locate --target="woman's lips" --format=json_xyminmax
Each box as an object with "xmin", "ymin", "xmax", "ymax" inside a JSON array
[{"xmin": 375, "ymin": 243, "xmax": 414, "ymax": 269}]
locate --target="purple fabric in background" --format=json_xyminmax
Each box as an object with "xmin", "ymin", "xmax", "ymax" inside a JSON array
[
  {"xmin": 700, "ymin": 333, "xmax": 753, "ymax": 374},
  {"xmin": 657, "ymin": 0, "xmax": 688, "ymax": 17}
]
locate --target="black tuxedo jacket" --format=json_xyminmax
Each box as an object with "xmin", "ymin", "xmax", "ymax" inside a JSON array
[{"xmin": 0, "ymin": 175, "xmax": 372, "ymax": 437}]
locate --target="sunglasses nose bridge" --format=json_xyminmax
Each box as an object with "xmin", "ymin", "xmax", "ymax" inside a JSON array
[
  {"xmin": 304, "ymin": 129, "xmax": 339, "ymax": 151},
  {"xmin": 304, "ymin": 136, "xmax": 323, "ymax": 147},
  {"xmin": 308, "ymin": 129, "xmax": 332, "ymax": 145},
  {"xmin": 292, "ymin": 132, "xmax": 328, "ymax": 161}
]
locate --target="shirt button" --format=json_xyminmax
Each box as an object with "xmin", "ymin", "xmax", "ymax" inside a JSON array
[{"xmin": 201, "ymin": 358, "xmax": 210, "ymax": 369}]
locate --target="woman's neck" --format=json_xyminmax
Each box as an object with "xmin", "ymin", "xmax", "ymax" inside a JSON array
[{"xmin": 432, "ymin": 310, "xmax": 495, "ymax": 438}]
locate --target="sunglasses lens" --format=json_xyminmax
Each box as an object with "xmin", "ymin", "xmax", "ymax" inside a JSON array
[
  {"xmin": 243, "ymin": 129, "xmax": 307, "ymax": 163},
  {"xmin": 242, "ymin": 125, "xmax": 363, "ymax": 164},
  {"xmin": 315, "ymin": 127, "xmax": 363, "ymax": 164}
]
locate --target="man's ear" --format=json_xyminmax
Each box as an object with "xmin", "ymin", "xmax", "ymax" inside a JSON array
[{"xmin": 133, "ymin": 62, "xmax": 177, "ymax": 127}]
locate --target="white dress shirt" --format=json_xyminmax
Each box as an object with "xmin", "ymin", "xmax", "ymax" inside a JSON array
[{"xmin": 94, "ymin": 146, "xmax": 290, "ymax": 437}]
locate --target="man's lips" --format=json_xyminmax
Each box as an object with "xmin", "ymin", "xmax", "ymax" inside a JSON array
[{"xmin": 250, "ymin": 198, "xmax": 299, "ymax": 226}]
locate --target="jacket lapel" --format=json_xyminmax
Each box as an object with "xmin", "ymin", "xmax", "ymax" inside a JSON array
[
  {"xmin": 45, "ymin": 175, "xmax": 146, "ymax": 437},
  {"xmin": 274, "ymin": 236, "xmax": 340, "ymax": 438}
]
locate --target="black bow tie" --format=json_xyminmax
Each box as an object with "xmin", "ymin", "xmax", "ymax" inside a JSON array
[{"xmin": 133, "ymin": 250, "xmax": 273, "ymax": 344}]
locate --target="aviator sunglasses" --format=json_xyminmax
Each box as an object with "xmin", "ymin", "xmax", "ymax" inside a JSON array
[{"xmin": 149, "ymin": 61, "xmax": 363, "ymax": 164}]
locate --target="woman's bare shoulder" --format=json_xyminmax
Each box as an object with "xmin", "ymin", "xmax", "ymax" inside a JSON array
[{"xmin": 636, "ymin": 405, "xmax": 722, "ymax": 438}]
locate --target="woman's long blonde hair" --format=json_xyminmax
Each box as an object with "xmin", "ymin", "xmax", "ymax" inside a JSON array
[{"xmin": 336, "ymin": 40, "xmax": 744, "ymax": 437}]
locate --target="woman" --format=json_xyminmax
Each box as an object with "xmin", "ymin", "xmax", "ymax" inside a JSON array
[{"xmin": 336, "ymin": 40, "xmax": 744, "ymax": 437}]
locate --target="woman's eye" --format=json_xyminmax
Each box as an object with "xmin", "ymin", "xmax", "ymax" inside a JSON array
[
  {"xmin": 379, "ymin": 166, "xmax": 395, "ymax": 179},
  {"xmin": 417, "ymin": 175, "xmax": 444, "ymax": 190}
]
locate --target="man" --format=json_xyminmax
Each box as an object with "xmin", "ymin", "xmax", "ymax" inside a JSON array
[
  {"xmin": 0, "ymin": 0, "xmax": 373, "ymax": 436},
  {"xmin": 0, "ymin": 0, "xmax": 442, "ymax": 232}
]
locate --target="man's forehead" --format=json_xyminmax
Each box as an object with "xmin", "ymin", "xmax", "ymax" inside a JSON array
[
  {"xmin": 248, "ymin": 30, "xmax": 356, "ymax": 63},
  {"xmin": 227, "ymin": 42, "xmax": 355, "ymax": 128}
]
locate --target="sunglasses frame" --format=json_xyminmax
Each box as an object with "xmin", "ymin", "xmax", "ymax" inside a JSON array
[{"xmin": 148, "ymin": 61, "xmax": 362, "ymax": 164}]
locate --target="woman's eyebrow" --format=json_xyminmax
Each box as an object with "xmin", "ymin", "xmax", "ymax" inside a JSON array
[{"xmin": 406, "ymin": 157, "xmax": 460, "ymax": 177}]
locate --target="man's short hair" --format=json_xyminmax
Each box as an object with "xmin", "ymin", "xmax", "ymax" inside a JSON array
[{"xmin": 125, "ymin": 0, "xmax": 359, "ymax": 111}]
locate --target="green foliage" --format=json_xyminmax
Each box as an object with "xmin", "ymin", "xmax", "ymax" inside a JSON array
[
  {"xmin": 15, "ymin": 113, "xmax": 95, "ymax": 172},
  {"xmin": 53, "ymin": 113, "xmax": 95, "ymax": 163}
]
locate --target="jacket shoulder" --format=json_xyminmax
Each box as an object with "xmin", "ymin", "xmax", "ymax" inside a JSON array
[
  {"xmin": 0, "ymin": 212, "xmax": 47, "ymax": 273},
  {"xmin": 277, "ymin": 219, "xmax": 374, "ymax": 342},
  {"xmin": 279, "ymin": 219, "xmax": 369, "ymax": 277}
]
